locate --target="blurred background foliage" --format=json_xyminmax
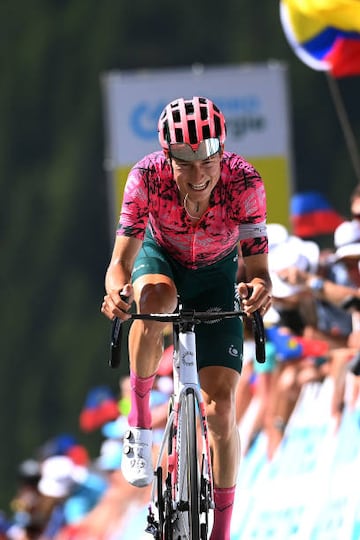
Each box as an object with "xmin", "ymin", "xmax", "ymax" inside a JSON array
[{"xmin": 0, "ymin": 0, "xmax": 359, "ymax": 508}]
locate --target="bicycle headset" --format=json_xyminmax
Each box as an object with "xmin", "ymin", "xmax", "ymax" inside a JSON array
[{"xmin": 158, "ymin": 97, "xmax": 227, "ymax": 162}]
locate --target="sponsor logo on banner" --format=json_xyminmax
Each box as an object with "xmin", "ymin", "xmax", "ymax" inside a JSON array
[{"xmin": 128, "ymin": 96, "xmax": 266, "ymax": 141}]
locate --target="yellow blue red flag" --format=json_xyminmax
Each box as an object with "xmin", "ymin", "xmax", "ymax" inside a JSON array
[{"xmin": 280, "ymin": 0, "xmax": 360, "ymax": 77}]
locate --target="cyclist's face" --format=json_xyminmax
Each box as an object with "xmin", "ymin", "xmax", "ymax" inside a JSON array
[{"xmin": 171, "ymin": 152, "xmax": 222, "ymax": 202}]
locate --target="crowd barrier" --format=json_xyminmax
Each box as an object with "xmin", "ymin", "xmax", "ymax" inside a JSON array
[
  {"xmin": 117, "ymin": 375, "xmax": 360, "ymax": 539},
  {"xmin": 233, "ymin": 376, "xmax": 360, "ymax": 539}
]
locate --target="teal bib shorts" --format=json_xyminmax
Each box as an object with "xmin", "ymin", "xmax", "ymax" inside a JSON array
[{"xmin": 132, "ymin": 230, "xmax": 244, "ymax": 373}]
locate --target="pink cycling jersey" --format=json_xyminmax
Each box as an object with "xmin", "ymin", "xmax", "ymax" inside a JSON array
[{"xmin": 117, "ymin": 151, "xmax": 268, "ymax": 269}]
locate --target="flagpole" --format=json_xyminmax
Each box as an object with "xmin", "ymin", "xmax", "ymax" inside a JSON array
[{"xmin": 326, "ymin": 72, "xmax": 360, "ymax": 184}]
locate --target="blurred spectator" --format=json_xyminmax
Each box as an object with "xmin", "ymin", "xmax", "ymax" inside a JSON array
[
  {"xmin": 350, "ymin": 183, "xmax": 360, "ymax": 220},
  {"xmin": 36, "ymin": 454, "xmax": 107, "ymax": 539},
  {"xmin": 38, "ymin": 436, "xmax": 77, "ymax": 463},
  {"xmin": 256, "ymin": 228, "xmax": 334, "ymax": 457},
  {"xmin": 275, "ymin": 220, "xmax": 360, "ymax": 429},
  {"xmin": 79, "ymin": 386, "xmax": 119, "ymax": 433},
  {"xmin": 8, "ymin": 459, "xmax": 43, "ymax": 539}
]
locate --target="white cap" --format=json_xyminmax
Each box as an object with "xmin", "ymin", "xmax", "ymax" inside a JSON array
[
  {"xmin": 38, "ymin": 456, "xmax": 87, "ymax": 498},
  {"xmin": 270, "ymin": 271, "xmax": 304, "ymax": 299},
  {"xmin": 267, "ymin": 223, "xmax": 289, "ymax": 249},
  {"xmin": 269, "ymin": 235, "xmax": 320, "ymax": 274},
  {"xmin": 334, "ymin": 220, "xmax": 360, "ymax": 260},
  {"xmin": 268, "ymin": 234, "xmax": 320, "ymax": 299}
]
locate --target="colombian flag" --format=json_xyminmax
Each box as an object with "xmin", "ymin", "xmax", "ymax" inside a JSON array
[
  {"xmin": 291, "ymin": 191, "xmax": 344, "ymax": 237},
  {"xmin": 280, "ymin": 0, "xmax": 360, "ymax": 78}
]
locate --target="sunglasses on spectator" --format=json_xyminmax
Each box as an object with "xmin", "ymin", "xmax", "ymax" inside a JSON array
[{"xmin": 352, "ymin": 213, "xmax": 360, "ymax": 220}]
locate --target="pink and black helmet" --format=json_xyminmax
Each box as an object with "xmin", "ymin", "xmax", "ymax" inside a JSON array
[{"xmin": 158, "ymin": 97, "xmax": 226, "ymax": 153}]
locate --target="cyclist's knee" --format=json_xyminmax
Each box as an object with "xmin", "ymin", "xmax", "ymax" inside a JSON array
[{"xmin": 135, "ymin": 279, "xmax": 178, "ymax": 313}]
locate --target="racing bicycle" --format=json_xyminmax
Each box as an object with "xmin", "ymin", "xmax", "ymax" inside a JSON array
[{"xmin": 109, "ymin": 299, "xmax": 265, "ymax": 539}]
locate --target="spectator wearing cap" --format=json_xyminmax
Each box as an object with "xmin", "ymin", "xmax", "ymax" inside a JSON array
[
  {"xmin": 333, "ymin": 220, "xmax": 360, "ymax": 289},
  {"xmin": 59, "ymin": 441, "xmax": 151, "ymax": 540},
  {"xmin": 332, "ymin": 220, "xmax": 360, "ymax": 420},
  {"xmin": 54, "ymin": 441, "xmax": 124, "ymax": 540},
  {"xmin": 277, "ymin": 220, "xmax": 360, "ymax": 307},
  {"xmin": 235, "ymin": 227, "xmax": 324, "ymax": 459},
  {"xmin": 9, "ymin": 458, "xmax": 42, "ymax": 537},
  {"xmin": 263, "ymin": 231, "xmax": 331, "ymax": 457},
  {"xmin": 37, "ymin": 455, "xmax": 107, "ymax": 539},
  {"xmin": 275, "ymin": 225, "xmax": 360, "ymax": 348},
  {"xmin": 276, "ymin": 220, "xmax": 360, "ymax": 428}
]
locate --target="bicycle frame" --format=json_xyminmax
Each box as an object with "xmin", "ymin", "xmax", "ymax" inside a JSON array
[
  {"xmin": 147, "ymin": 320, "xmax": 214, "ymax": 539},
  {"xmin": 109, "ymin": 304, "xmax": 265, "ymax": 539}
]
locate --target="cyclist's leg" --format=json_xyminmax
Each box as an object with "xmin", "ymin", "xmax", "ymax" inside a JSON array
[
  {"xmin": 129, "ymin": 274, "xmax": 178, "ymax": 377},
  {"xmin": 199, "ymin": 366, "xmax": 241, "ymax": 487},
  {"xmin": 128, "ymin": 233, "xmax": 178, "ymax": 416},
  {"xmin": 199, "ymin": 366, "xmax": 240, "ymax": 540},
  {"xmin": 122, "ymin": 235, "xmax": 178, "ymax": 487}
]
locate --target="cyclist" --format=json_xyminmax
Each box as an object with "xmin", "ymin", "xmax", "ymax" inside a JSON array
[{"xmin": 101, "ymin": 96, "xmax": 272, "ymax": 540}]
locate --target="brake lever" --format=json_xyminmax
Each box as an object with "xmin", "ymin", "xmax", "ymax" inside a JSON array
[
  {"xmin": 109, "ymin": 294, "xmax": 130, "ymax": 369},
  {"xmin": 242, "ymin": 285, "xmax": 266, "ymax": 363}
]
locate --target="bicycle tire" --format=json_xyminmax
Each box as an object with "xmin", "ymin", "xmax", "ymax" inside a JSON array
[
  {"xmin": 164, "ymin": 413, "xmax": 175, "ymax": 540},
  {"xmin": 175, "ymin": 388, "xmax": 200, "ymax": 540},
  {"xmin": 199, "ymin": 456, "xmax": 211, "ymax": 538},
  {"xmin": 164, "ymin": 476, "xmax": 174, "ymax": 539},
  {"xmin": 155, "ymin": 466, "xmax": 165, "ymax": 538},
  {"xmin": 186, "ymin": 389, "xmax": 200, "ymax": 539}
]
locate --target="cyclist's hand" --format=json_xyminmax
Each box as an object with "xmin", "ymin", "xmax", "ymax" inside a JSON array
[
  {"xmin": 238, "ymin": 280, "xmax": 272, "ymax": 316},
  {"xmin": 101, "ymin": 284, "xmax": 134, "ymax": 321}
]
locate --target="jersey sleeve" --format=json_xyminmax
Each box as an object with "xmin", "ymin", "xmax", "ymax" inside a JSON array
[{"xmin": 116, "ymin": 164, "xmax": 149, "ymax": 240}]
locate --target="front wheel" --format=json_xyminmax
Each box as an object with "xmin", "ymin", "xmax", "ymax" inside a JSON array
[
  {"xmin": 175, "ymin": 388, "xmax": 200, "ymax": 539},
  {"xmin": 186, "ymin": 389, "xmax": 200, "ymax": 538}
]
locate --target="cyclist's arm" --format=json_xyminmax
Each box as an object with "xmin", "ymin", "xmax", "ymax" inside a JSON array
[
  {"xmin": 239, "ymin": 253, "xmax": 272, "ymax": 314},
  {"xmin": 102, "ymin": 235, "xmax": 142, "ymax": 320}
]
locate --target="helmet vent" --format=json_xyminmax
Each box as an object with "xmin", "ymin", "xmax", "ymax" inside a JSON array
[
  {"xmin": 200, "ymin": 106, "xmax": 208, "ymax": 121},
  {"xmin": 173, "ymin": 110, "xmax": 181, "ymax": 123},
  {"xmin": 162, "ymin": 120, "xmax": 170, "ymax": 143},
  {"xmin": 202, "ymin": 125, "xmax": 210, "ymax": 139},
  {"xmin": 214, "ymin": 116, "xmax": 221, "ymax": 137},
  {"xmin": 188, "ymin": 120, "xmax": 197, "ymax": 144},
  {"xmin": 175, "ymin": 128, "xmax": 183, "ymax": 143},
  {"xmin": 185, "ymin": 102, "xmax": 195, "ymax": 115}
]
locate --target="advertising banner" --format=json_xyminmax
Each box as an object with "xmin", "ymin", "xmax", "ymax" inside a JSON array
[
  {"xmin": 232, "ymin": 378, "xmax": 360, "ymax": 539},
  {"xmin": 101, "ymin": 63, "xmax": 294, "ymax": 231}
]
